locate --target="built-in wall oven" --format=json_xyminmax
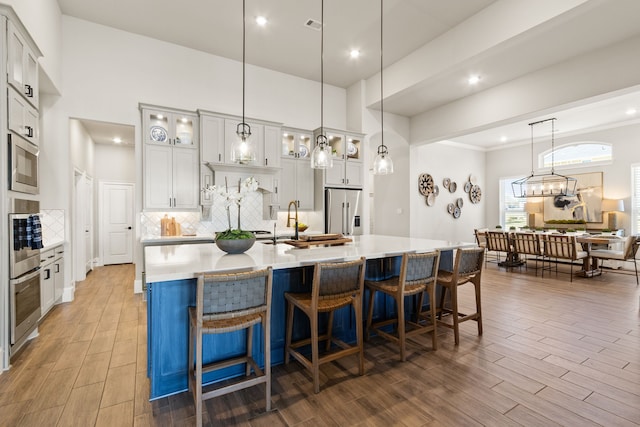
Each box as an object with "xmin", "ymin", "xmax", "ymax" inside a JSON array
[
  {"xmin": 9, "ymin": 198, "xmax": 42, "ymax": 356},
  {"xmin": 9, "ymin": 134, "xmax": 39, "ymax": 195}
]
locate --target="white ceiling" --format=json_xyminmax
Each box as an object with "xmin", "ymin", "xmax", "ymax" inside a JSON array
[
  {"xmin": 77, "ymin": 118, "xmax": 135, "ymax": 147},
  {"xmin": 57, "ymin": 0, "xmax": 640, "ymax": 150}
]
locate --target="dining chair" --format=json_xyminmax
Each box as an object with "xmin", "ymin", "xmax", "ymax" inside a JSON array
[
  {"xmin": 436, "ymin": 247, "xmax": 485, "ymax": 345},
  {"xmin": 486, "ymin": 231, "xmax": 512, "ymax": 267},
  {"xmin": 285, "ymin": 257, "xmax": 366, "ymax": 393},
  {"xmin": 365, "ymin": 251, "xmax": 440, "ymax": 361},
  {"xmin": 541, "ymin": 234, "xmax": 588, "ymax": 282},
  {"xmin": 188, "ymin": 268, "xmax": 273, "ymax": 427},
  {"xmin": 590, "ymin": 235, "xmax": 640, "ymax": 285},
  {"xmin": 511, "ymin": 232, "xmax": 543, "ymax": 275}
]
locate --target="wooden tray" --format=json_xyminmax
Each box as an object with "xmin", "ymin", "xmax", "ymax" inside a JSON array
[
  {"xmin": 299, "ymin": 233, "xmax": 344, "ymax": 241},
  {"xmin": 284, "ymin": 237, "xmax": 352, "ymax": 248}
]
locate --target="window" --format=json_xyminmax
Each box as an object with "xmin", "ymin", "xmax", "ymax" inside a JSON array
[
  {"xmin": 500, "ymin": 177, "xmax": 527, "ymax": 228},
  {"xmin": 632, "ymin": 163, "xmax": 640, "ymax": 235},
  {"xmin": 540, "ymin": 142, "xmax": 612, "ymax": 169}
]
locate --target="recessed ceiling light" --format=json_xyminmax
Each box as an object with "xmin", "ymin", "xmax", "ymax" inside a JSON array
[
  {"xmin": 468, "ymin": 75, "xmax": 480, "ymax": 85},
  {"xmin": 256, "ymin": 16, "xmax": 267, "ymax": 26},
  {"xmin": 626, "ymin": 108, "xmax": 637, "ymax": 115},
  {"xmin": 113, "ymin": 137, "xmax": 122, "ymax": 144},
  {"xmin": 350, "ymin": 49, "xmax": 360, "ymax": 59},
  {"xmin": 500, "ymin": 136, "xmax": 508, "ymax": 143}
]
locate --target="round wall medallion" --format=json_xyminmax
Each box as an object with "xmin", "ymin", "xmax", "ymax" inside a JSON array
[
  {"xmin": 418, "ymin": 173, "xmax": 434, "ymax": 196},
  {"xmin": 470, "ymin": 185, "xmax": 482, "ymax": 204}
]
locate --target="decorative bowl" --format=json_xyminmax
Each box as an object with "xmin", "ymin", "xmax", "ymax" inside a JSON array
[{"xmin": 215, "ymin": 236, "xmax": 256, "ymax": 254}]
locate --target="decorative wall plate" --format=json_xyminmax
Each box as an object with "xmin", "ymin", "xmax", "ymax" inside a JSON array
[
  {"xmin": 447, "ymin": 203, "xmax": 454, "ymax": 214},
  {"xmin": 449, "ymin": 182, "xmax": 457, "ymax": 193},
  {"xmin": 443, "ymin": 178, "xmax": 451, "ymax": 189},
  {"xmin": 426, "ymin": 193, "xmax": 436, "ymax": 206},
  {"xmin": 470, "ymin": 185, "xmax": 482, "ymax": 204},
  {"xmin": 418, "ymin": 173, "xmax": 434, "ymax": 196},
  {"xmin": 347, "ymin": 142, "xmax": 358, "ymax": 157},
  {"xmin": 150, "ymin": 126, "xmax": 168, "ymax": 142},
  {"xmin": 433, "ymin": 185, "xmax": 440, "ymax": 196},
  {"xmin": 299, "ymin": 145, "xmax": 309, "ymax": 158},
  {"xmin": 453, "ymin": 207, "xmax": 461, "ymax": 218},
  {"xmin": 464, "ymin": 181, "xmax": 472, "ymax": 193},
  {"xmin": 469, "ymin": 174, "xmax": 477, "ymax": 185},
  {"xmin": 457, "ymin": 198, "xmax": 464, "ymax": 208}
]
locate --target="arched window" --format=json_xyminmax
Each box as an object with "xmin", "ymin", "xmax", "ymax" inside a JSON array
[{"xmin": 540, "ymin": 142, "xmax": 612, "ymax": 169}]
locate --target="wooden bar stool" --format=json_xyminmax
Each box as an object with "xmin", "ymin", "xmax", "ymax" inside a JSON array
[
  {"xmin": 188, "ymin": 268, "xmax": 273, "ymax": 426},
  {"xmin": 436, "ymin": 247, "xmax": 484, "ymax": 345},
  {"xmin": 284, "ymin": 257, "xmax": 366, "ymax": 394},
  {"xmin": 365, "ymin": 251, "xmax": 440, "ymax": 361}
]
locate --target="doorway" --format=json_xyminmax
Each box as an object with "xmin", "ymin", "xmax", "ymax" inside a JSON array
[
  {"xmin": 99, "ymin": 181, "xmax": 134, "ymax": 265},
  {"xmin": 74, "ymin": 170, "xmax": 93, "ymax": 282}
]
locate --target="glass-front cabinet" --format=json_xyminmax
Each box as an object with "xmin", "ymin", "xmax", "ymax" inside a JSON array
[
  {"xmin": 282, "ymin": 127, "xmax": 312, "ymax": 159},
  {"xmin": 143, "ymin": 109, "xmax": 197, "ymax": 148},
  {"xmin": 314, "ymin": 128, "xmax": 364, "ymax": 188}
]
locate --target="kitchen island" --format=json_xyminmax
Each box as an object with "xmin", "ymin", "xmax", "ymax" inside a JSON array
[{"xmin": 144, "ymin": 235, "xmax": 475, "ymax": 399}]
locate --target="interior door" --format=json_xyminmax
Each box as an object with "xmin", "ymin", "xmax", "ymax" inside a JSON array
[
  {"xmin": 74, "ymin": 172, "xmax": 93, "ymax": 282},
  {"xmin": 84, "ymin": 176, "xmax": 93, "ymax": 274},
  {"xmin": 102, "ymin": 182, "xmax": 134, "ymax": 265}
]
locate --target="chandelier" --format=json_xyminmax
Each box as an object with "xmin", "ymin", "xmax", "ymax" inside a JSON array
[{"xmin": 511, "ymin": 118, "xmax": 577, "ymax": 198}]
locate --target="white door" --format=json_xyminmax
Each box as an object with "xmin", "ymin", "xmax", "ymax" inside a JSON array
[
  {"xmin": 84, "ymin": 176, "xmax": 93, "ymax": 274},
  {"xmin": 101, "ymin": 182, "xmax": 134, "ymax": 265}
]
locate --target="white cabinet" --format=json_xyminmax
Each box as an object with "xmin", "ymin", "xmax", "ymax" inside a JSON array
[
  {"xmin": 40, "ymin": 249, "xmax": 56, "ymax": 318},
  {"xmin": 144, "ymin": 144, "xmax": 199, "ymax": 210},
  {"xmin": 53, "ymin": 247, "xmax": 65, "ymax": 302},
  {"xmin": 280, "ymin": 158, "xmax": 314, "ymax": 210},
  {"xmin": 263, "ymin": 125, "xmax": 281, "ymax": 168},
  {"xmin": 8, "ymin": 86, "xmax": 39, "ymax": 146},
  {"xmin": 314, "ymin": 129, "xmax": 364, "ymax": 188},
  {"xmin": 142, "ymin": 106, "xmax": 200, "ymax": 211},
  {"xmin": 200, "ymin": 112, "xmax": 225, "ymax": 165},
  {"xmin": 7, "ymin": 20, "xmax": 39, "ymax": 108},
  {"xmin": 281, "ymin": 128, "xmax": 312, "ymax": 160},
  {"xmin": 143, "ymin": 108, "xmax": 198, "ymax": 148}
]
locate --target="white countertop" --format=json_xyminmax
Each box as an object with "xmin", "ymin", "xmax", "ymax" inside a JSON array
[{"xmin": 144, "ymin": 234, "xmax": 476, "ymax": 283}]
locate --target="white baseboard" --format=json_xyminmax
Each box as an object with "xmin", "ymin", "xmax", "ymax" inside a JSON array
[
  {"xmin": 134, "ymin": 279, "xmax": 143, "ymax": 294},
  {"xmin": 62, "ymin": 283, "xmax": 76, "ymax": 302}
]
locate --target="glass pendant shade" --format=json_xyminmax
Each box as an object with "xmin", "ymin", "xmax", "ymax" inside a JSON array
[
  {"xmin": 231, "ymin": 122, "xmax": 254, "ymax": 164},
  {"xmin": 310, "ymin": 134, "xmax": 333, "ymax": 169},
  {"xmin": 372, "ymin": 145, "xmax": 393, "ymax": 175}
]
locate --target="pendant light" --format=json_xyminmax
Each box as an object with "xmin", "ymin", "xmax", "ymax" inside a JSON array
[
  {"xmin": 231, "ymin": 0, "xmax": 255, "ymax": 164},
  {"xmin": 511, "ymin": 118, "xmax": 577, "ymax": 198},
  {"xmin": 372, "ymin": 0, "xmax": 393, "ymax": 175},
  {"xmin": 310, "ymin": 0, "xmax": 333, "ymax": 169}
]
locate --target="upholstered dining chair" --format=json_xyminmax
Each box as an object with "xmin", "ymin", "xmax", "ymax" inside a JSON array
[
  {"xmin": 436, "ymin": 247, "xmax": 485, "ymax": 345},
  {"xmin": 285, "ymin": 257, "xmax": 366, "ymax": 394},
  {"xmin": 365, "ymin": 250, "xmax": 440, "ymax": 361},
  {"xmin": 188, "ymin": 268, "xmax": 273, "ymax": 427},
  {"xmin": 541, "ymin": 234, "xmax": 588, "ymax": 282},
  {"xmin": 590, "ymin": 235, "xmax": 640, "ymax": 285}
]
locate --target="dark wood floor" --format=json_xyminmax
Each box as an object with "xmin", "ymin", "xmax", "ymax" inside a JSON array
[{"xmin": 1, "ymin": 260, "xmax": 639, "ymax": 426}]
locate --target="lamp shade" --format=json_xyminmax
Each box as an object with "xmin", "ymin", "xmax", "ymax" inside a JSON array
[
  {"xmin": 525, "ymin": 202, "xmax": 542, "ymax": 214},
  {"xmin": 602, "ymin": 199, "xmax": 624, "ymax": 212}
]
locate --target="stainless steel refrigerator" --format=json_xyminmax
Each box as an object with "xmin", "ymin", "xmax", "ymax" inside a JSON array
[{"xmin": 325, "ymin": 188, "xmax": 363, "ymax": 235}]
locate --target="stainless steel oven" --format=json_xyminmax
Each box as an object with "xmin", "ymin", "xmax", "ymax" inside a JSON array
[
  {"xmin": 9, "ymin": 198, "xmax": 41, "ymax": 356},
  {"xmin": 9, "ymin": 134, "xmax": 39, "ymax": 195}
]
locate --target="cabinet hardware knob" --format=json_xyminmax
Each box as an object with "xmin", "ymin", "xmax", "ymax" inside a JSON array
[
  {"xmin": 25, "ymin": 126, "xmax": 33, "ymax": 137},
  {"xmin": 25, "ymin": 84, "xmax": 33, "ymax": 97},
  {"xmin": 218, "ymin": 153, "xmax": 221, "ymax": 161},
  {"xmin": 127, "ymin": 226, "xmax": 132, "ymax": 230}
]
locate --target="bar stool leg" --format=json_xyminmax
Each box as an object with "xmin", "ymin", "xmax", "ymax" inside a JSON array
[
  {"xmin": 354, "ymin": 297, "xmax": 365, "ymax": 375},
  {"xmin": 246, "ymin": 324, "xmax": 254, "ymax": 376},
  {"xmin": 451, "ymin": 284, "xmax": 460, "ymax": 345},
  {"xmin": 428, "ymin": 283, "xmax": 438, "ymax": 350},
  {"xmin": 474, "ymin": 277, "xmax": 483, "ymax": 336},
  {"xmin": 326, "ymin": 311, "xmax": 335, "ymax": 351},
  {"xmin": 365, "ymin": 288, "xmax": 376, "ymax": 341},
  {"xmin": 311, "ymin": 312, "xmax": 320, "ymax": 394},
  {"xmin": 188, "ymin": 322, "xmax": 194, "ymax": 394},
  {"xmin": 397, "ymin": 295, "xmax": 406, "ymax": 362},
  {"xmin": 285, "ymin": 300, "xmax": 294, "ymax": 364},
  {"xmin": 263, "ymin": 314, "xmax": 271, "ymax": 411},
  {"xmin": 195, "ymin": 329, "xmax": 203, "ymax": 427}
]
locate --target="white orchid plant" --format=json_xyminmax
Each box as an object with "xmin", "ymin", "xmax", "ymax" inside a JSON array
[{"xmin": 203, "ymin": 176, "xmax": 259, "ymax": 240}]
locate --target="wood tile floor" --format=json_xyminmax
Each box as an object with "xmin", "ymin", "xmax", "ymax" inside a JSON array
[{"xmin": 1, "ymin": 261, "xmax": 639, "ymax": 426}]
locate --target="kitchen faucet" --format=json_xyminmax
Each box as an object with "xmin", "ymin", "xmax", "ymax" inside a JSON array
[{"xmin": 287, "ymin": 200, "xmax": 299, "ymax": 240}]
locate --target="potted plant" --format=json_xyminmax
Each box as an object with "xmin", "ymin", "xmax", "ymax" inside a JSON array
[{"xmin": 204, "ymin": 177, "xmax": 258, "ymax": 254}]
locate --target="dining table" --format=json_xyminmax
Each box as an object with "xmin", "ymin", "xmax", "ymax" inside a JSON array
[{"xmin": 575, "ymin": 235, "xmax": 622, "ymax": 277}]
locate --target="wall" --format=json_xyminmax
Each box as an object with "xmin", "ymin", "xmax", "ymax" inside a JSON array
[
  {"xmin": 69, "ymin": 119, "xmax": 95, "ymax": 176},
  {"xmin": 485, "ymin": 122, "xmax": 640, "ymax": 233},
  {"xmin": 410, "ymin": 143, "xmax": 486, "ymax": 243}
]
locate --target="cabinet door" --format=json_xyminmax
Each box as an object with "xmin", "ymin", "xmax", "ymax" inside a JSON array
[
  {"xmin": 200, "ymin": 115, "xmax": 225, "ymax": 164},
  {"xmin": 144, "ymin": 109, "xmax": 172, "ymax": 145},
  {"xmin": 324, "ymin": 158, "xmax": 346, "ymax": 186},
  {"xmin": 25, "ymin": 49, "xmax": 39, "ymax": 107},
  {"xmin": 7, "ymin": 21, "xmax": 26, "ymax": 95},
  {"xmin": 40, "ymin": 267, "xmax": 54, "ymax": 317},
  {"xmin": 172, "ymin": 148, "xmax": 199, "ymax": 209},
  {"xmin": 144, "ymin": 145, "xmax": 173, "ymax": 209},
  {"xmin": 54, "ymin": 255, "xmax": 64, "ymax": 301},
  {"xmin": 24, "ymin": 104, "xmax": 39, "ymax": 146},
  {"xmin": 224, "ymin": 120, "xmax": 263, "ymax": 165},
  {"xmin": 173, "ymin": 113, "xmax": 197, "ymax": 148},
  {"xmin": 279, "ymin": 158, "xmax": 297, "ymax": 207},
  {"xmin": 345, "ymin": 162, "xmax": 363, "ymax": 188},
  {"xmin": 296, "ymin": 162, "xmax": 315, "ymax": 210},
  {"xmin": 264, "ymin": 125, "xmax": 281, "ymax": 168}
]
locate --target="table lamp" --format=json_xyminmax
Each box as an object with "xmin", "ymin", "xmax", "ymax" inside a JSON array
[
  {"xmin": 601, "ymin": 199, "xmax": 624, "ymax": 230},
  {"xmin": 524, "ymin": 202, "xmax": 542, "ymax": 228}
]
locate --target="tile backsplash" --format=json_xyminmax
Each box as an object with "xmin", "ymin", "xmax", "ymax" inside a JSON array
[{"xmin": 41, "ymin": 209, "xmax": 65, "ymax": 246}]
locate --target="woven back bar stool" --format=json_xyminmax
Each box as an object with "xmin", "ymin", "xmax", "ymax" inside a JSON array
[
  {"xmin": 188, "ymin": 267, "xmax": 273, "ymax": 426},
  {"xmin": 365, "ymin": 251, "xmax": 440, "ymax": 361},
  {"xmin": 436, "ymin": 247, "xmax": 484, "ymax": 345},
  {"xmin": 285, "ymin": 257, "xmax": 366, "ymax": 393}
]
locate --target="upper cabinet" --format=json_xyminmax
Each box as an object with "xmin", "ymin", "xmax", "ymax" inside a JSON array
[
  {"xmin": 8, "ymin": 86, "xmax": 39, "ymax": 146},
  {"xmin": 281, "ymin": 128, "xmax": 312, "ymax": 160},
  {"xmin": 199, "ymin": 112, "xmax": 225, "ymax": 165},
  {"xmin": 143, "ymin": 108, "xmax": 198, "ymax": 148},
  {"xmin": 315, "ymin": 129, "xmax": 364, "ymax": 189},
  {"xmin": 7, "ymin": 20, "xmax": 39, "ymax": 109}
]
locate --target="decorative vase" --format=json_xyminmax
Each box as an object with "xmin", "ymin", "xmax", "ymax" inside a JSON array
[{"xmin": 215, "ymin": 236, "xmax": 256, "ymax": 254}]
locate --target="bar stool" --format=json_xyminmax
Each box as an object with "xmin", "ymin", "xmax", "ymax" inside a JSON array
[
  {"xmin": 188, "ymin": 268, "xmax": 273, "ymax": 426},
  {"xmin": 285, "ymin": 257, "xmax": 366, "ymax": 394},
  {"xmin": 436, "ymin": 247, "xmax": 484, "ymax": 345},
  {"xmin": 365, "ymin": 251, "xmax": 440, "ymax": 361}
]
